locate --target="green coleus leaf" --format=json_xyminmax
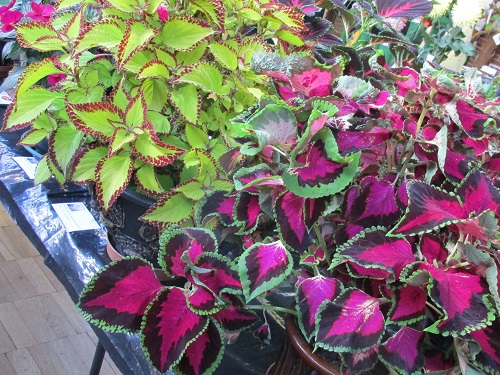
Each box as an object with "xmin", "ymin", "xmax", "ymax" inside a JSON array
[
  {"xmin": 123, "ymin": 49, "xmax": 157, "ymax": 74},
  {"xmin": 208, "ymin": 43, "xmax": 238, "ymax": 70},
  {"xmin": 117, "ymin": 20, "xmax": 157, "ymax": 71},
  {"xmin": 170, "ymin": 84, "xmax": 200, "ymax": 124},
  {"xmin": 110, "ymin": 128, "xmax": 137, "ymax": 155},
  {"xmin": 74, "ymin": 19, "xmax": 123, "ymax": 53},
  {"xmin": 176, "ymin": 42, "xmax": 207, "ymax": 67},
  {"xmin": 125, "ymin": 92, "xmax": 146, "ymax": 130},
  {"xmin": 132, "ymin": 133, "xmax": 185, "ymax": 167},
  {"xmin": 135, "ymin": 164, "xmax": 165, "ymax": 196},
  {"xmin": 19, "ymin": 128, "xmax": 49, "ymax": 146},
  {"xmin": 186, "ymin": 123, "xmax": 208, "ymax": 148},
  {"xmin": 59, "ymin": 7, "xmax": 84, "ymax": 40},
  {"xmin": 15, "ymin": 21, "xmax": 65, "ymax": 52},
  {"xmin": 66, "ymin": 85, "xmax": 106, "ymax": 104},
  {"xmin": 50, "ymin": 126, "xmax": 85, "ymax": 172},
  {"xmin": 3, "ymin": 88, "xmax": 64, "ymax": 130},
  {"xmin": 95, "ymin": 152, "xmax": 134, "ymax": 211},
  {"xmin": 67, "ymin": 101, "xmax": 124, "ymax": 141},
  {"xmin": 142, "ymin": 192, "xmax": 193, "ymax": 227},
  {"xmin": 275, "ymin": 29, "xmax": 305, "ymax": 46},
  {"xmin": 161, "ymin": 16, "xmax": 215, "ymax": 51},
  {"xmin": 71, "ymin": 146, "xmax": 108, "ymax": 183},
  {"xmin": 137, "ymin": 59, "xmax": 171, "ymax": 80},
  {"xmin": 147, "ymin": 111, "xmax": 171, "ymax": 134},
  {"xmin": 191, "ymin": 0, "xmax": 225, "ymax": 28},
  {"xmin": 175, "ymin": 180, "xmax": 205, "ymax": 201},
  {"xmin": 176, "ymin": 62, "xmax": 227, "ymax": 95},
  {"xmin": 16, "ymin": 58, "xmax": 64, "ymax": 95},
  {"xmin": 141, "ymin": 78, "xmax": 169, "ymax": 112},
  {"xmin": 56, "ymin": 0, "xmax": 95, "ymax": 10},
  {"xmin": 34, "ymin": 154, "xmax": 53, "ymax": 185}
]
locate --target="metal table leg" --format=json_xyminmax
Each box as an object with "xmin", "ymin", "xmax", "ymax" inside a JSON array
[{"xmin": 89, "ymin": 340, "xmax": 106, "ymax": 375}]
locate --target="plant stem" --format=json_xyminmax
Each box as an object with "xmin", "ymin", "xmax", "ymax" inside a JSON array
[
  {"xmin": 313, "ymin": 224, "xmax": 330, "ymax": 263},
  {"xmin": 246, "ymin": 305, "xmax": 298, "ymax": 316}
]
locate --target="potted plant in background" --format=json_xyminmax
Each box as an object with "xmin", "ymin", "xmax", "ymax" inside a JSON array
[
  {"xmin": 76, "ymin": 2, "xmax": 500, "ymax": 375},
  {"xmin": 0, "ymin": 0, "xmax": 311, "ymax": 262}
]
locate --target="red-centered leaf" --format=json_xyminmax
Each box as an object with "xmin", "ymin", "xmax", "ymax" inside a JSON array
[
  {"xmin": 391, "ymin": 181, "xmax": 466, "ymax": 236},
  {"xmin": 348, "ymin": 180, "xmax": 400, "ymax": 227},
  {"xmin": 78, "ymin": 257, "xmax": 162, "ymax": 332},
  {"xmin": 175, "ymin": 320, "xmax": 224, "ymax": 375},
  {"xmin": 316, "ymin": 289, "xmax": 385, "ymax": 352},
  {"xmin": 213, "ymin": 296, "xmax": 258, "ymax": 332},
  {"xmin": 67, "ymin": 101, "xmax": 124, "ymax": 141},
  {"xmin": 188, "ymin": 254, "xmax": 242, "ymax": 314},
  {"xmin": 388, "ymin": 285, "xmax": 426, "ymax": 324},
  {"xmin": 347, "ymin": 262, "xmax": 391, "ymax": 279},
  {"xmin": 420, "ymin": 233, "xmax": 447, "ymax": 263},
  {"xmin": 304, "ymin": 197, "xmax": 327, "ymax": 230},
  {"xmin": 197, "ymin": 191, "xmax": 236, "ymax": 226},
  {"xmin": 289, "ymin": 67, "xmax": 333, "ymax": 97},
  {"xmin": 341, "ymin": 348, "xmax": 379, "ymax": 373},
  {"xmin": 159, "ymin": 227, "xmax": 192, "ymax": 278},
  {"xmin": 274, "ymin": 191, "xmax": 311, "ymax": 253},
  {"xmin": 141, "ymin": 287, "xmax": 208, "ymax": 373},
  {"xmin": 183, "ymin": 228, "xmax": 217, "ymax": 257},
  {"xmin": 296, "ymin": 275, "xmax": 343, "ymax": 341},
  {"xmin": 336, "ymin": 127, "xmax": 390, "ymax": 154},
  {"xmin": 443, "ymin": 150, "xmax": 476, "ymax": 183},
  {"xmin": 378, "ymin": 327, "xmax": 425, "ymax": 375},
  {"xmin": 375, "ymin": 0, "xmax": 432, "ymax": 19},
  {"xmin": 458, "ymin": 170, "xmax": 500, "ymax": 218},
  {"xmin": 234, "ymin": 192, "xmax": 263, "ymax": 233},
  {"xmin": 470, "ymin": 320, "xmax": 500, "ymax": 374},
  {"xmin": 401, "ymin": 262, "xmax": 494, "ymax": 336},
  {"xmin": 454, "ymin": 99, "xmax": 490, "ymax": 139},
  {"xmin": 453, "ymin": 210, "xmax": 500, "ymax": 242},
  {"xmin": 338, "ymin": 228, "xmax": 415, "ymax": 277},
  {"xmin": 132, "ymin": 132, "xmax": 185, "ymax": 167},
  {"xmin": 239, "ymin": 241, "xmax": 293, "ymax": 302},
  {"xmin": 233, "ymin": 164, "xmax": 278, "ymax": 193}
]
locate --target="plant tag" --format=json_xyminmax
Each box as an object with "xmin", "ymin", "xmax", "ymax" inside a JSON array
[
  {"xmin": 51, "ymin": 202, "xmax": 101, "ymax": 232},
  {"xmin": 493, "ymin": 33, "xmax": 500, "ymax": 45},
  {"xmin": 12, "ymin": 156, "xmax": 38, "ymax": 179}
]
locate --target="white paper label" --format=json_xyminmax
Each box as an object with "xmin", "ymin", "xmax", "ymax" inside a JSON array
[
  {"xmin": 51, "ymin": 202, "xmax": 101, "ymax": 232},
  {"xmin": 12, "ymin": 156, "xmax": 38, "ymax": 179}
]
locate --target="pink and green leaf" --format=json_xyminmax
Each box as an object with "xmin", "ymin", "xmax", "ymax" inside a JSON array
[
  {"xmin": 378, "ymin": 327, "xmax": 425, "ymax": 375},
  {"xmin": 197, "ymin": 191, "xmax": 236, "ymax": 226},
  {"xmin": 233, "ymin": 164, "xmax": 279, "ymax": 193},
  {"xmin": 469, "ymin": 320, "xmax": 500, "ymax": 374},
  {"xmin": 274, "ymin": 191, "xmax": 311, "ymax": 253},
  {"xmin": 375, "ymin": 0, "xmax": 432, "ymax": 19},
  {"xmin": 213, "ymin": 295, "xmax": 258, "ymax": 332},
  {"xmin": 234, "ymin": 192, "xmax": 264, "ymax": 233},
  {"xmin": 388, "ymin": 285, "xmax": 426, "ymax": 324},
  {"xmin": 78, "ymin": 257, "xmax": 163, "ymax": 332}
]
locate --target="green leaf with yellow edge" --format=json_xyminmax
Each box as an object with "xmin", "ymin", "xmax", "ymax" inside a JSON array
[
  {"xmin": 175, "ymin": 180, "xmax": 205, "ymax": 200},
  {"xmin": 72, "ymin": 146, "xmax": 108, "ymax": 183},
  {"xmin": 19, "ymin": 128, "xmax": 49, "ymax": 146},
  {"xmin": 177, "ymin": 62, "xmax": 226, "ymax": 95},
  {"xmin": 161, "ymin": 16, "xmax": 215, "ymax": 51},
  {"xmin": 176, "ymin": 42, "xmax": 207, "ymax": 67},
  {"xmin": 141, "ymin": 78, "xmax": 169, "ymax": 112},
  {"xmin": 15, "ymin": 59, "xmax": 63, "ymax": 95},
  {"xmin": 4, "ymin": 88, "xmax": 64, "ymax": 130},
  {"xmin": 96, "ymin": 152, "xmax": 133, "ymax": 211},
  {"xmin": 135, "ymin": 164, "xmax": 165, "ymax": 196},
  {"xmin": 186, "ymin": 124, "xmax": 208, "ymax": 148},
  {"xmin": 125, "ymin": 93, "xmax": 146, "ymax": 129},
  {"xmin": 147, "ymin": 111, "xmax": 171, "ymax": 134},
  {"xmin": 170, "ymin": 84, "xmax": 200, "ymax": 124},
  {"xmin": 60, "ymin": 8, "xmax": 84, "ymax": 40},
  {"xmin": 15, "ymin": 21, "xmax": 64, "ymax": 51},
  {"xmin": 137, "ymin": 60, "xmax": 170, "ymax": 79},
  {"xmin": 142, "ymin": 192, "xmax": 193, "ymax": 226},
  {"xmin": 133, "ymin": 133, "xmax": 185, "ymax": 167},
  {"xmin": 208, "ymin": 43, "xmax": 238, "ymax": 70},
  {"xmin": 34, "ymin": 155, "xmax": 53, "ymax": 185},
  {"xmin": 275, "ymin": 29, "xmax": 304, "ymax": 46},
  {"xmin": 75, "ymin": 20, "xmax": 123, "ymax": 53},
  {"xmin": 51, "ymin": 126, "xmax": 84, "ymax": 171},
  {"xmin": 110, "ymin": 128, "xmax": 137, "ymax": 155},
  {"xmin": 117, "ymin": 20, "xmax": 157, "ymax": 71}
]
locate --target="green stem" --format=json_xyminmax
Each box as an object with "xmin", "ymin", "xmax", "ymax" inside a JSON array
[
  {"xmin": 246, "ymin": 305, "xmax": 298, "ymax": 316},
  {"xmin": 313, "ymin": 224, "xmax": 330, "ymax": 264}
]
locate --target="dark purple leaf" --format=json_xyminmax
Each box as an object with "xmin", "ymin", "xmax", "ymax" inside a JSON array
[
  {"xmin": 274, "ymin": 191, "xmax": 311, "ymax": 253},
  {"xmin": 443, "ymin": 150, "xmax": 477, "ymax": 183},
  {"xmin": 336, "ymin": 127, "xmax": 391, "ymax": 154},
  {"xmin": 239, "ymin": 241, "xmax": 292, "ymax": 302},
  {"xmin": 316, "ymin": 289, "xmax": 385, "ymax": 352},
  {"xmin": 78, "ymin": 257, "xmax": 163, "ymax": 332},
  {"xmin": 213, "ymin": 296, "xmax": 258, "ymax": 332},
  {"xmin": 375, "ymin": 0, "xmax": 432, "ymax": 19},
  {"xmin": 175, "ymin": 320, "xmax": 224, "ymax": 375},
  {"xmin": 296, "ymin": 275, "xmax": 343, "ymax": 341},
  {"xmin": 420, "ymin": 233, "xmax": 448, "ymax": 263},
  {"xmin": 378, "ymin": 327, "xmax": 425, "ymax": 375},
  {"xmin": 235, "ymin": 192, "xmax": 263, "ymax": 233},
  {"xmin": 141, "ymin": 287, "xmax": 208, "ymax": 373},
  {"xmin": 388, "ymin": 285, "xmax": 426, "ymax": 324},
  {"xmin": 304, "ymin": 18, "xmax": 332, "ymax": 41},
  {"xmin": 253, "ymin": 322, "xmax": 271, "ymax": 347},
  {"xmin": 470, "ymin": 320, "xmax": 500, "ymax": 374},
  {"xmin": 197, "ymin": 191, "xmax": 236, "ymax": 226},
  {"xmin": 338, "ymin": 228, "xmax": 415, "ymax": 277}
]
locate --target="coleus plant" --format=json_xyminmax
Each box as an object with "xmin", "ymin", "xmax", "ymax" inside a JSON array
[
  {"xmin": 0, "ymin": 0, "xmax": 308, "ymax": 226},
  {"xmin": 78, "ymin": 45, "xmax": 500, "ymax": 374}
]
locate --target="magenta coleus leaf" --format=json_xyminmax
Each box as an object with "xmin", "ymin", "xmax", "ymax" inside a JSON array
[
  {"xmin": 274, "ymin": 191, "xmax": 311, "ymax": 254},
  {"xmin": 78, "ymin": 257, "xmax": 163, "ymax": 332},
  {"xmin": 454, "ymin": 99, "xmax": 491, "ymax": 139},
  {"xmin": 458, "ymin": 170, "xmax": 500, "ymax": 218},
  {"xmin": 378, "ymin": 327, "xmax": 425, "ymax": 375},
  {"xmin": 296, "ymin": 275, "xmax": 343, "ymax": 341},
  {"xmin": 238, "ymin": 240, "xmax": 293, "ymax": 302},
  {"xmin": 316, "ymin": 288, "xmax": 385, "ymax": 352},
  {"xmin": 233, "ymin": 164, "xmax": 279, "ymax": 193},
  {"xmin": 175, "ymin": 320, "xmax": 224, "ymax": 375},
  {"xmin": 197, "ymin": 191, "xmax": 236, "ymax": 226},
  {"xmin": 289, "ymin": 67, "xmax": 333, "ymax": 97},
  {"xmin": 375, "ymin": 0, "xmax": 432, "ymax": 19},
  {"xmin": 336, "ymin": 127, "xmax": 390, "ymax": 154},
  {"xmin": 213, "ymin": 295, "xmax": 258, "ymax": 332},
  {"xmin": 388, "ymin": 285, "xmax": 426, "ymax": 325},
  {"xmin": 141, "ymin": 287, "xmax": 208, "ymax": 373},
  {"xmin": 420, "ymin": 233, "xmax": 447, "ymax": 263},
  {"xmin": 283, "ymin": 129, "xmax": 360, "ymax": 198},
  {"xmin": 401, "ymin": 262, "xmax": 494, "ymax": 336},
  {"xmin": 347, "ymin": 262, "xmax": 391, "ymax": 279},
  {"xmin": 341, "ymin": 348, "xmax": 379, "ymax": 373},
  {"xmin": 469, "ymin": 319, "xmax": 500, "ymax": 374},
  {"xmin": 234, "ymin": 192, "xmax": 263, "ymax": 233},
  {"xmin": 337, "ymin": 227, "xmax": 416, "ymax": 277}
]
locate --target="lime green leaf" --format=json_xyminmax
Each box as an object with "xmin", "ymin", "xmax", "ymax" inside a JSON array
[
  {"xmin": 67, "ymin": 102, "xmax": 123, "ymax": 140},
  {"xmin": 15, "ymin": 21, "xmax": 64, "ymax": 51},
  {"xmin": 186, "ymin": 123, "xmax": 208, "ymax": 148},
  {"xmin": 177, "ymin": 62, "xmax": 226, "ymax": 95},
  {"xmin": 16, "ymin": 59, "xmax": 63, "ymax": 95},
  {"xmin": 147, "ymin": 111, "xmax": 171, "ymax": 134},
  {"xmin": 95, "ymin": 152, "xmax": 133, "ymax": 211},
  {"xmin": 56, "ymin": 0, "xmax": 96, "ymax": 10},
  {"xmin": 161, "ymin": 16, "xmax": 215, "ymax": 51},
  {"xmin": 176, "ymin": 42, "xmax": 207, "ymax": 67},
  {"xmin": 170, "ymin": 84, "xmax": 200, "ymax": 124},
  {"xmin": 239, "ymin": 8, "xmax": 262, "ymax": 21},
  {"xmin": 66, "ymin": 86, "xmax": 106, "ymax": 104},
  {"xmin": 191, "ymin": 0, "xmax": 225, "ymax": 28},
  {"xmin": 141, "ymin": 78, "xmax": 168, "ymax": 112},
  {"xmin": 104, "ymin": 0, "xmax": 137, "ymax": 12},
  {"xmin": 110, "ymin": 128, "xmax": 137, "ymax": 155},
  {"xmin": 4, "ymin": 88, "xmax": 63, "ymax": 130},
  {"xmin": 271, "ymin": 8, "xmax": 305, "ymax": 30},
  {"xmin": 211, "ymin": 179, "xmax": 233, "ymax": 191},
  {"xmin": 175, "ymin": 180, "xmax": 205, "ymax": 200},
  {"xmin": 47, "ymin": 157, "xmax": 65, "ymax": 184},
  {"xmin": 124, "ymin": 49, "xmax": 157, "ymax": 74},
  {"xmin": 75, "ymin": 20, "xmax": 123, "ymax": 53},
  {"xmin": 34, "ymin": 155, "xmax": 53, "ymax": 185},
  {"xmin": 137, "ymin": 60, "xmax": 170, "ymax": 79},
  {"xmin": 155, "ymin": 49, "xmax": 176, "ymax": 68},
  {"xmin": 71, "ymin": 146, "xmax": 108, "ymax": 183},
  {"xmin": 275, "ymin": 29, "xmax": 305, "ymax": 46},
  {"xmin": 208, "ymin": 43, "xmax": 238, "ymax": 70},
  {"xmin": 125, "ymin": 93, "xmax": 146, "ymax": 129},
  {"xmin": 61, "ymin": 7, "xmax": 84, "ymax": 40},
  {"xmin": 117, "ymin": 20, "xmax": 157, "ymax": 71},
  {"xmin": 133, "ymin": 133, "xmax": 185, "ymax": 166},
  {"xmin": 135, "ymin": 164, "xmax": 165, "ymax": 195},
  {"xmin": 142, "ymin": 192, "xmax": 193, "ymax": 226},
  {"xmin": 19, "ymin": 128, "xmax": 48, "ymax": 146},
  {"xmin": 52, "ymin": 126, "xmax": 84, "ymax": 172}
]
